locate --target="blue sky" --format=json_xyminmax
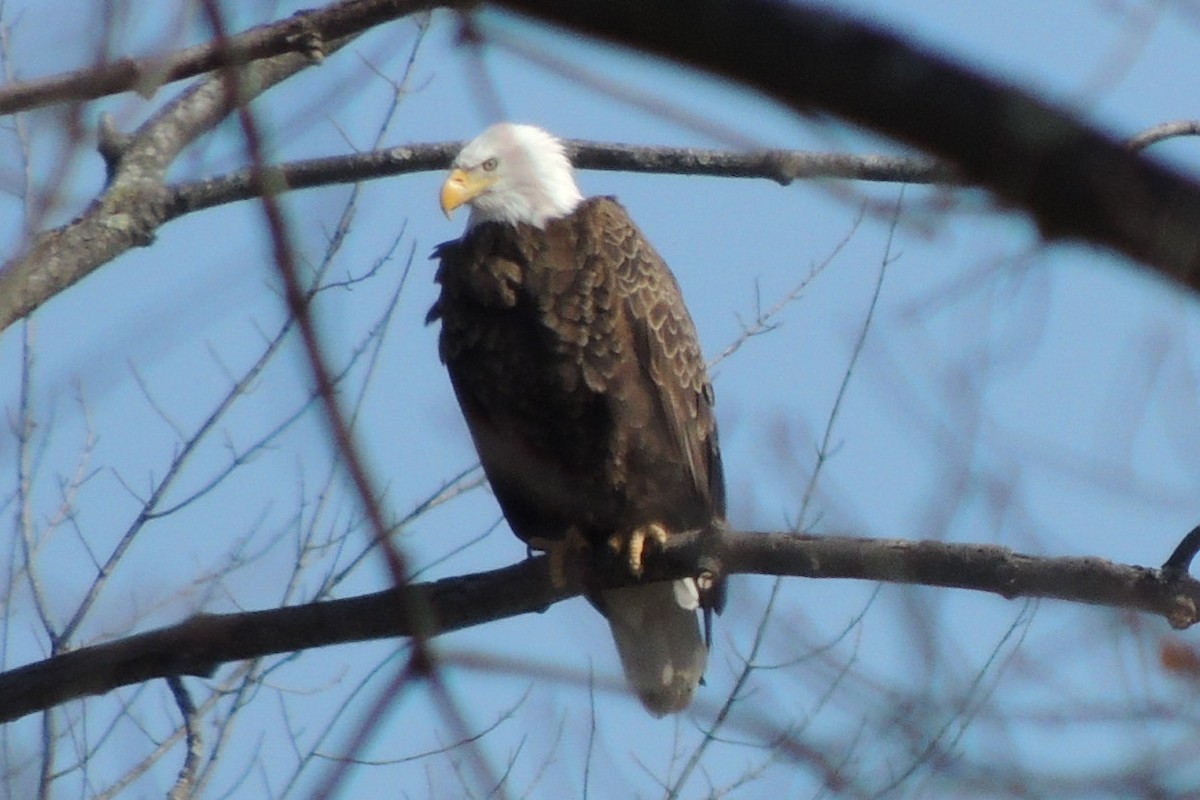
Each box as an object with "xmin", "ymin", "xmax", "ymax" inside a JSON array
[{"xmin": 3, "ymin": 1, "xmax": 1200, "ymax": 797}]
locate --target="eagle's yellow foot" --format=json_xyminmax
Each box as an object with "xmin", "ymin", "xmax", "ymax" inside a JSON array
[
  {"xmin": 530, "ymin": 528, "xmax": 588, "ymax": 589},
  {"xmin": 609, "ymin": 522, "xmax": 669, "ymax": 578}
]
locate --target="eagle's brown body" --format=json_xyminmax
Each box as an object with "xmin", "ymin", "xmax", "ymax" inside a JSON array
[
  {"xmin": 431, "ymin": 194, "xmax": 724, "ymax": 715},
  {"xmin": 431, "ymin": 196, "xmax": 724, "ymax": 549}
]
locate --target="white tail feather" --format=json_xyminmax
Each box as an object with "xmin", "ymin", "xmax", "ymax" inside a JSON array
[{"xmin": 602, "ymin": 579, "xmax": 707, "ymax": 716}]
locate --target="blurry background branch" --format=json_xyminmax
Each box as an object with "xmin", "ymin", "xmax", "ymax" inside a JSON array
[
  {"xmin": 0, "ymin": 0, "xmax": 435, "ymax": 115},
  {"xmin": 1, "ymin": 527, "xmax": 1195, "ymax": 725},
  {"xmin": 495, "ymin": 0, "xmax": 1200, "ymax": 294}
]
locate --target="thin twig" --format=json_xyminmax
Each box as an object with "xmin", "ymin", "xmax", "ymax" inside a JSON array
[
  {"xmin": 166, "ymin": 676, "xmax": 202, "ymax": 800},
  {"xmin": 1126, "ymin": 120, "xmax": 1200, "ymax": 152}
]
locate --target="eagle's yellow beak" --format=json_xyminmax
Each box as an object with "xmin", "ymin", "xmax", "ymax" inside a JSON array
[{"xmin": 440, "ymin": 167, "xmax": 493, "ymax": 219}]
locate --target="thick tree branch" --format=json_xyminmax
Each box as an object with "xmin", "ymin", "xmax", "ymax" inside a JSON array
[
  {"xmin": 567, "ymin": 143, "xmax": 957, "ymax": 185},
  {"xmin": 0, "ymin": 553, "xmax": 570, "ymax": 725},
  {"xmin": 493, "ymin": 0, "xmax": 1200, "ymax": 295},
  {"xmin": 0, "ymin": 0, "xmax": 434, "ymax": 116},
  {"xmin": 1, "ymin": 529, "xmax": 1195, "ymax": 724}
]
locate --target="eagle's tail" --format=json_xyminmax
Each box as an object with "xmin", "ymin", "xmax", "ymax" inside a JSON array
[{"xmin": 601, "ymin": 579, "xmax": 707, "ymax": 717}]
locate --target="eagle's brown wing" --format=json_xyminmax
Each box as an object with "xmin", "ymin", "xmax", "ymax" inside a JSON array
[
  {"xmin": 584, "ymin": 197, "xmax": 726, "ymax": 524},
  {"xmin": 577, "ymin": 198, "xmax": 728, "ymax": 646}
]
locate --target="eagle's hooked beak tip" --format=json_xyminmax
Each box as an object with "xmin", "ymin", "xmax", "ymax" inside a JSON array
[{"xmin": 440, "ymin": 169, "xmax": 472, "ymax": 220}]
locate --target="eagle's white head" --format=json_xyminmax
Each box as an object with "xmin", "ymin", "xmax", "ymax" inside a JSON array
[{"xmin": 440, "ymin": 123, "xmax": 584, "ymax": 230}]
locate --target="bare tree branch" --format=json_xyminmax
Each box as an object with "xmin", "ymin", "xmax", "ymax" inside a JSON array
[
  {"xmin": 1127, "ymin": 120, "xmax": 1200, "ymax": 152},
  {"xmin": 165, "ymin": 142, "xmax": 952, "ymax": 221},
  {"xmin": 0, "ymin": 0, "xmax": 435, "ymax": 116},
  {"xmin": 165, "ymin": 676, "xmax": 201, "ymax": 800},
  {"xmin": 1, "ymin": 528, "xmax": 1195, "ymax": 725},
  {"xmin": 566, "ymin": 143, "xmax": 956, "ymax": 185}
]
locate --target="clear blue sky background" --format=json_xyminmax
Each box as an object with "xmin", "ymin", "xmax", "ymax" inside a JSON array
[{"xmin": 2, "ymin": 1, "xmax": 1200, "ymax": 797}]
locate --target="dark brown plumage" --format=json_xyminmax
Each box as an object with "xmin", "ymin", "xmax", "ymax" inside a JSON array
[
  {"xmin": 430, "ymin": 124, "xmax": 725, "ymax": 715},
  {"xmin": 430, "ymin": 197, "xmax": 724, "ymax": 550}
]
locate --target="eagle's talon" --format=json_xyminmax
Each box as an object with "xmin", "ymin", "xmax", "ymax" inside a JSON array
[{"xmin": 624, "ymin": 522, "xmax": 669, "ymax": 578}]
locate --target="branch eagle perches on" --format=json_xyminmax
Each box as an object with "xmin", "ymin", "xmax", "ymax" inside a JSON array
[{"xmin": 1, "ymin": 527, "xmax": 1198, "ymax": 725}]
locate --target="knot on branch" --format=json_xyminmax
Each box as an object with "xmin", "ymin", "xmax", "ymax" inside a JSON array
[
  {"xmin": 98, "ymin": 184, "xmax": 169, "ymax": 248},
  {"xmin": 284, "ymin": 23, "xmax": 326, "ymax": 64},
  {"xmin": 761, "ymin": 151, "xmax": 796, "ymax": 186},
  {"xmin": 97, "ymin": 114, "xmax": 134, "ymax": 181},
  {"xmin": 1167, "ymin": 593, "xmax": 1199, "ymax": 630}
]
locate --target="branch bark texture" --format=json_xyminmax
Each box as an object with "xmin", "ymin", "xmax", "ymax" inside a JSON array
[{"xmin": 1, "ymin": 530, "xmax": 1194, "ymax": 724}]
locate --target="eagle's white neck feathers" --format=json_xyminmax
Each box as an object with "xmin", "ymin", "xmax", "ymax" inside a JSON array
[{"xmin": 454, "ymin": 124, "xmax": 584, "ymax": 230}]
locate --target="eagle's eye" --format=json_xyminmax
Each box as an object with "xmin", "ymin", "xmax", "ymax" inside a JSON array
[{"xmin": 481, "ymin": 157, "xmax": 498, "ymax": 172}]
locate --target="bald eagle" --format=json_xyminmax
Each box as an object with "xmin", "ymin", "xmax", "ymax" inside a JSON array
[{"xmin": 429, "ymin": 123, "xmax": 725, "ymax": 716}]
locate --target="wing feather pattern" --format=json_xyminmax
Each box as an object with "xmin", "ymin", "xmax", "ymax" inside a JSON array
[{"xmin": 588, "ymin": 198, "xmax": 724, "ymax": 520}]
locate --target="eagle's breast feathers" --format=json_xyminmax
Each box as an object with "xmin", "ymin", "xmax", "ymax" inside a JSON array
[{"xmin": 431, "ymin": 197, "xmax": 721, "ymax": 543}]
